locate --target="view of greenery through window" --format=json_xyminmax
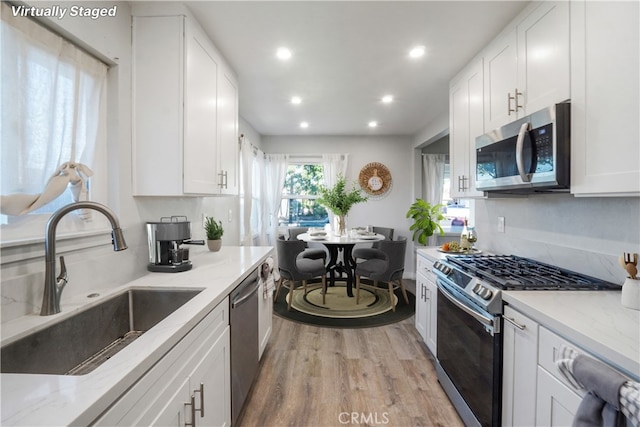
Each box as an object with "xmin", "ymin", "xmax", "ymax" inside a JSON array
[{"xmin": 279, "ymin": 164, "xmax": 330, "ymax": 227}]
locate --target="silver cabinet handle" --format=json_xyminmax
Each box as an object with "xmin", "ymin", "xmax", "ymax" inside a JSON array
[
  {"xmin": 503, "ymin": 315, "xmax": 526, "ymax": 330},
  {"xmin": 185, "ymin": 395, "xmax": 197, "ymax": 427},
  {"xmin": 194, "ymin": 383, "xmax": 205, "ymax": 417},
  {"xmin": 508, "ymin": 92, "xmax": 515, "ymax": 115},
  {"xmin": 508, "ymin": 88, "xmax": 524, "ymax": 116}
]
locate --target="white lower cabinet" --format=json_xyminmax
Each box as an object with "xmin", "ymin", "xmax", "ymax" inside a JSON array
[
  {"xmin": 415, "ymin": 254, "xmax": 437, "ymax": 355},
  {"xmin": 535, "ymin": 366, "xmax": 582, "ymax": 427},
  {"xmin": 535, "ymin": 326, "xmax": 585, "ymax": 426},
  {"xmin": 502, "ymin": 305, "xmax": 539, "ymax": 427},
  {"xmin": 93, "ymin": 297, "xmax": 231, "ymax": 427}
]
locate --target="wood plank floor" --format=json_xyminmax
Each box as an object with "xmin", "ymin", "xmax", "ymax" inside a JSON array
[{"xmin": 236, "ymin": 313, "xmax": 463, "ymax": 427}]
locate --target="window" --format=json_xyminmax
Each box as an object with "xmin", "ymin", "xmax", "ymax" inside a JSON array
[
  {"xmin": 1, "ymin": 4, "xmax": 108, "ymax": 243},
  {"xmin": 441, "ymin": 161, "xmax": 471, "ymax": 229},
  {"xmin": 279, "ymin": 163, "xmax": 329, "ymax": 227}
]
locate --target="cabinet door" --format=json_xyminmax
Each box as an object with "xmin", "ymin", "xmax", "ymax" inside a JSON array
[
  {"xmin": 189, "ymin": 327, "xmax": 231, "ymax": 427},
  {"xmin": 536, "ymin": 367, "xmax": 582, "ymax": 426},
  {"xmin": 414, "ymin": 274, "xmax": 428, "ymax": 343},
  {"xmin": 570, "ymin": 0, "xmax": 640, "ymax": 196},
  {"xmin": 450, "ymin": 60, "xmax": 485, "ymax": 198},
  {"xmin": 517, "ymin": 1, "xmax": 570, "ymax": 115},
  {"xmin": 217, "ymin": 70, "xmax": 239, "ymax": 195},
  {"xmin": 502, "ymin": 306, "xmax": 539, "ymax": 427},
  {"xmin": 483, "ymin": 29, "xmax": 518, "ymax": 130},
  {"xmin": 149, "ymin": 377, "xmax": 191, "ymax": 427},
  {"xmin": 183, "ymin": 22, "xmax": 219, "ymax": 195},
  {"xmin": 424, "ymin": 277, "xmax": 437, "ymax": 355},
  {"xmin": 132, "ymin": 15, "xmax": 184, "ymax": 196}
]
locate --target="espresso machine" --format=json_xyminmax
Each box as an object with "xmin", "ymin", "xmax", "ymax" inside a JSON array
[{"xmin": 146, "ymin": 216, "xmax": 204, "ymax": 272}]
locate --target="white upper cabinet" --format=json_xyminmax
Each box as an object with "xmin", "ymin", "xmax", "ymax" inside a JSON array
[
  {"xmin": 132, "ymin": 13, "xmax": 239, "ymax": 196},
  {"xmin": 217, "ymin": 69, "xmax": 239, "ymax": 195},
  {"xmin": 449, "ymin": 59, "xmax": 485, "ymax": 198},
  {"xmin": 484, "ymin": 2, "xmax": 570, "ymax": 131},
  {"xmin": 570, "ymin": 0, "xmax": 640, "ymax": 196}
]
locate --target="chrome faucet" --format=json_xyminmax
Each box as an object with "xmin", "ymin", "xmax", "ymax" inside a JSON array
[{"xmin": 41, "ymin": 201, "xmax": 128, "ymax": 316}]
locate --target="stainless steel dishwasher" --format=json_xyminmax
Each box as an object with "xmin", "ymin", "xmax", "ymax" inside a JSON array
[{"xmin": 230, "ymin": 268, "xmax": 260, "ymax": 424}]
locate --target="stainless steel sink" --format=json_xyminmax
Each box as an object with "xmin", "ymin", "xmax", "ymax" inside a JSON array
[{"xmin": 1, "ymin": 288, "xmax": 201, "ymax": 376}]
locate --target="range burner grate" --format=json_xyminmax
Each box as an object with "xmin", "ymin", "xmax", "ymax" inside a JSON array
[{"xmin": 446, "ymin": 255, "xmax": 620, "ymax": 290}]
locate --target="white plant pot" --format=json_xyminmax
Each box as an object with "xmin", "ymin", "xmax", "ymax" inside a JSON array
[{"xmin": 207, "ymin": 239, "xmax": 222, "ymax": 252}]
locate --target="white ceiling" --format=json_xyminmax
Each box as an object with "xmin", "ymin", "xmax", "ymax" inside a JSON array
[{"xmin": 184, "ymin": 1, "xmax": 529, "ymax": 137}]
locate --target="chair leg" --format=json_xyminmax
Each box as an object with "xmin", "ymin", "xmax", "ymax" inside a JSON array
[
  {"xmin": 287, "ymin": 280, "xmax": 296, "ymax": 311},
  {"xmin": 303, "ymin": 280, "xmax": 308, "ymax": 295},
  {"xmin": 275, "ymin": 278, "xmax": 284, "ymax": 300},
  {"xmin": 356, "ymin": 275, "xmax": 361, "ymax": 304},
  {"xmin": 388, "ymin": 281, "xmax": 396, "ymax": 312},
  {"xmin": 398, "ymin": 279, "xmax": 410, "ymax": 304},
  {"xmin": 322, "ymin": 275, "xmax": 327, "ymax": 304}
]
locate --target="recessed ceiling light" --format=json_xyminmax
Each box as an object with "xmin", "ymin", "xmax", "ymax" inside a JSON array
[
  {"xmin": 276, "ymin": 47, "xmax": 292, "ymax": 60},
  {"xmin": 300, "ymin": 121, "xmax": 309, "ymax": 128},
  {"xmin": 368, "ymin": 121, "xmax": 378, "ymax": 128},
  {"xmin": 291, "ymin": 96, "xmax": 302, "ymax": 105},
  {"xmin": 409, "ymin": 46, "xmax": 425, "ymax": 58},
  {"xmin": 382, "ymin": 95, "xmax": 393, "ymax": 104}
]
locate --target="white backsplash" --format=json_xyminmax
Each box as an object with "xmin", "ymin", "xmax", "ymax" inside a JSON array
[{"xmin": 475, "ymin": 194, "xmax": 640, "ymax": 285}]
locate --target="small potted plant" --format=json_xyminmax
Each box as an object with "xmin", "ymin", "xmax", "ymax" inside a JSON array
[
  {"xmin": 406, "ymin": 199, "xmax": 445, "ymax": 245},
  {"xmin": 204, "ymin": 216, "xmax": 224, "ymax": 252},
  {"xmin": 317, "ymin": 174, "xmax": 368, "ymax": 236}
]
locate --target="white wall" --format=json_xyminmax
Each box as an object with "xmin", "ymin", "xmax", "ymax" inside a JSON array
[
  {"xmin": 475, "ymin": 195, "xmax": 640, "ymax": 284},
  {"xmin": 262, "ymin": 135, "xmax": 420, "ymax": 277}
]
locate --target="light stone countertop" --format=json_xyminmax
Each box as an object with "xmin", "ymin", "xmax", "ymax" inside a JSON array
[
  {"xmin": 417, "ymin": 247, "xmax": 640, "ymax": 380},
  {"xmin": 0, "ymin": 245, "xmax": 273, "ymax": 427}
]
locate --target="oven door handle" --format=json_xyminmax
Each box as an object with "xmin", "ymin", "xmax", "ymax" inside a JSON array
[{"xmin": 438, "ymin": 284, "xmax": 496, "ymax": 329}]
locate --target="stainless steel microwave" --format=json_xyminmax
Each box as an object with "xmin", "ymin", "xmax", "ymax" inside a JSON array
[{"xmin": 475, "ymin": 103, "xmax": 570, "ymax": 193}]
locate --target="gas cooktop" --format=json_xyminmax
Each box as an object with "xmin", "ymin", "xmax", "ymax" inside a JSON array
[{"xmin": 445, "ymin": 254, "xmax": 621, "ymax": 291}]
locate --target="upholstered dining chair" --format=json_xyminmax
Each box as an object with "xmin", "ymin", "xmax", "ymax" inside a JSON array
[
  {"xmin": 287, "ymin": 227, "xmax": 328, "ymax": 262},
  {"xmin": 354, "ymin": 236, "xmax": 409, "ymax": 312},
  {"xmin": 352, "ymin": 226, "xmax": 394, "ymax": 260},
  {"xmin": 275, "ymin": 236, "xmax": 327, "ymax": 311}
]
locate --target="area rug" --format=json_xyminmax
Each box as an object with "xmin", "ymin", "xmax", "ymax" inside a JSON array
[{"xmin": 273, "ymin": 280, "xmax": 415, "ymax": 328}]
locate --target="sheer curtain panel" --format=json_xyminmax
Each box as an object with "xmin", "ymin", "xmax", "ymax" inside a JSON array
[
  {"xmin": 422, "ymin": 154, "xmax": 446, "ymax": 245},
  {"xmin": 1, "ymin": 2, "xmax": 107, "ymax": 219}
]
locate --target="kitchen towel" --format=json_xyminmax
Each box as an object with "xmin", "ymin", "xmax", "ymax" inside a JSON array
[
  {"xmin": 556, "ymin": 344, "xmax": 640, "ymax": 427},
  {"xmin": 259, "ymin": 256, "xmax": 279, "ymax": 300}
]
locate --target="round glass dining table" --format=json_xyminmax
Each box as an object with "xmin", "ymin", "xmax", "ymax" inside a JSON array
[{"xmin": 296, "ymin": 232, "xmax": 385, "ymax": 297}]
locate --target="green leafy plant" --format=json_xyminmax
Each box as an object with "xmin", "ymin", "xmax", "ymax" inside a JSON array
[
  {"xmin": 406, "ymin": 199, "xmax": 445, "ymax": 245},
  {"xmin": 316, "ymin": 174, "xmax": 368, "ymax": 216},
  {"xmin": 204, "ymin": 217, "xmax": 224, "ymax": 240}
]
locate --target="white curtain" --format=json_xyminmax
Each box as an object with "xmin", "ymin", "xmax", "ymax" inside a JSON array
[
  {"xmin": 322, "ymin": 153, "xmax": 348, "ymax": 187},
  {"xmin": 264, "ymin": 154, "xmax": 288, "ymax": 245},
  {"xmin": 240, "ymin": 136, "xmax": 289, "ymax": 246},
  {"xmin": 321, "ymin": 153, "xmax": 348, "ymax": 230},
  {"xmin": 1, "ymin": 2, "xmax": 107, "ymax": 219},
  {"xmin": 240, "ymin": 137, "xmax": 255, "ymax": 246},
  {"xmin": 422, "ymin": 154, "xmax": 446, "ymax": 245}
]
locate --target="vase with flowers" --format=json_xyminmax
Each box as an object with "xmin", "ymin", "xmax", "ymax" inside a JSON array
[{"xmin": 317, "ymin": 174, "xmax": 368, "ymax": 236}]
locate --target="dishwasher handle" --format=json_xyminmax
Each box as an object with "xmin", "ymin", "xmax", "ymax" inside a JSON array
[{"xmin": 231, "ymin": 281, "xmax": 260, "ymax": 309}]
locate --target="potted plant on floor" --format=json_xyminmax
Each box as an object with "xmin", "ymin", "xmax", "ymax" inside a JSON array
[
  {"xmin": 406, "ymin": 199, "xmax": 445, "ymax": 245},
  {"xmin": 317, "ymin": 174, "xmax": 368, "ymax": 236},
  {"xmin": 204, "ymin": 216, "xmax": 224, "ymax": 252}
]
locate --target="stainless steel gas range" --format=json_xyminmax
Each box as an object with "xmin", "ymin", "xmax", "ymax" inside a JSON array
[{"xmin": 431, "ymin": 254, "xmax": 620, "ymax": 427}]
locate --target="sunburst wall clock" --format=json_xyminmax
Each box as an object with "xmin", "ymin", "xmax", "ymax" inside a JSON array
[{"xmin": 358, "ymin": 162, "xmax": 392, "ymax": 199}]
